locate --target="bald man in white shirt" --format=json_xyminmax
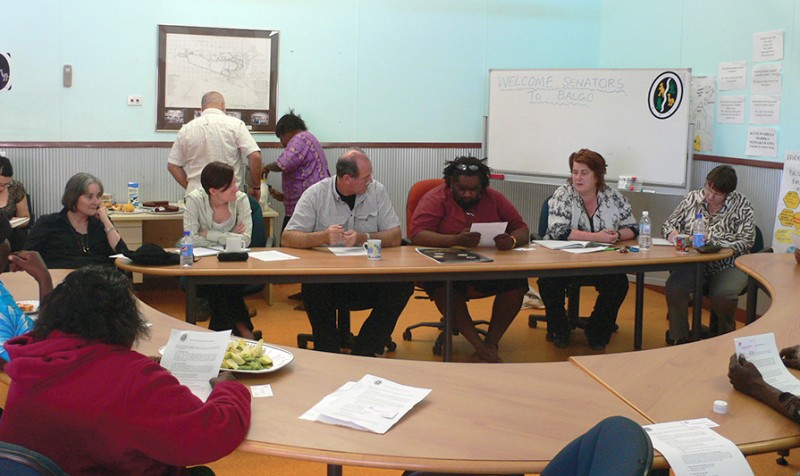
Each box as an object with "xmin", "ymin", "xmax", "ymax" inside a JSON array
[{"xmin": 167, "ymin": 91, "xmax": 263, "ymax": 201}]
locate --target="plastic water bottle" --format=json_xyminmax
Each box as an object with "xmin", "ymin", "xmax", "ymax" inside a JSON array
[
  {"xmin": 638, "ymin": 211, "xmax": 651, "ymax": 251},
  {"xmin": 180, "ymin": 230, "xmax": 194, "ymax": 267},
  {"xmin": 692, "ymin": 213, "xmax": 707, "ymax": 248}
]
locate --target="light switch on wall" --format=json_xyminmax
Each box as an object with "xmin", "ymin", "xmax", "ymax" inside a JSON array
[{"xmin": 63, "ymin": 65, "xmax": 72, "ymax": 87}]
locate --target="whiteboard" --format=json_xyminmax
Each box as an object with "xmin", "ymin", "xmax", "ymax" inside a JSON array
[{"xmin": 487, "ymin": 68, "xmax": 691, "ymax": 194}]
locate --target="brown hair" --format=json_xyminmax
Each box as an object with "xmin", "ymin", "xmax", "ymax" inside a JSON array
[
  {"xmin": 568, "ymin": 148, "xmax": 607, "ymax": 190},
  {"xmin": 705, "ymin": 165, "xmax": 737, "ymax": 194},
  {"xmin": 200, "ymin": 162, "xmax": 235, "ymax": 194}
]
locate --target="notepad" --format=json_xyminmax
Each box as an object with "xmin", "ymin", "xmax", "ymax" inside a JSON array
[{"xmin": 532, "ymin": 240, "xmax": 607, "ymax": 250}]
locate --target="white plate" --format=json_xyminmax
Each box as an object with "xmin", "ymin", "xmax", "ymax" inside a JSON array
[
  {"xmin": 147, "ymin": 210, "xmax": 183, "ymax": 215},
  {"xmin": 109, "ymin": 208, "xmax": 147, "ymax": 215},
  {"xmin": 159, "ymin": 338, "xmax": 294, "ymax": 374},
  {"xmin": 16, "ymin": 300, "xmax": 39, "ymax": 316}
]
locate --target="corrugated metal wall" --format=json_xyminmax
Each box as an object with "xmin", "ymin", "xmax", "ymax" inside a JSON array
[{"xmin": 4, "ymin": 146, "xmax": 781, "ymax": 246}]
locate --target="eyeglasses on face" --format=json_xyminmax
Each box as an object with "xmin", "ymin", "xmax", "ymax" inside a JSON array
[{"xmin": 455, "ymin": 164, "xmax": 480, "ymax": 172}]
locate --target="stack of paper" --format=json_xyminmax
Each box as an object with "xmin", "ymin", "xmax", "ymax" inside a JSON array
[{"xmin": 300, "ymin": 374, "xmax": 431, "ymax": 434}]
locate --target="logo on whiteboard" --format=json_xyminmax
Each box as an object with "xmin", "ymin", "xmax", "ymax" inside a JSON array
[
  {"xmin": 648, "ymin": 71, "xmax": 683, "ymax": 120},
  {"xmin": 0, "ymin": 53, "xmax": 11, "ymax": 92}
]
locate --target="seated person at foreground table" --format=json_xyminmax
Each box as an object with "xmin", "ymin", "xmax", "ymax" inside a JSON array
[
  {"xmin": 25, "ymin": 172, "xmax": 128, "ymax": 268},
  {"xmin": 184, "ymin": 161, "xmax": 259, "ymax": 341},
  {"xmin": 282, "ymin": 147, "xmax": 414, "ymax": 357},
  {"xmin": 729, "ymin": 349, "xmax": 800, "ymax": 424},
  {"xmin": 0, "ymin": 249, "xmax": 53, "ymax": 368},
  {"xmin": 538, "ymin": 148, "xmax": 638, "ymax": 351},
  {"xmin": 0, "ymin": 265, "xmax": 251, "ymax": 475},
  {"xmin": 662, "ymin": 165, "xmax": 755, "ymax": 346},
  {"xmin": 409, "ymin": 156, "xmax": 529, "ymax": 363},
  {"xmin": 0, "ymin": 154, "xmax": 31, "ymax": 251}
]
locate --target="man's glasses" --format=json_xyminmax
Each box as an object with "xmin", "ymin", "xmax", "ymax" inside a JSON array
[{"xmin": 454, "ymin": 164, "xmax": 480, "ymax": 172}]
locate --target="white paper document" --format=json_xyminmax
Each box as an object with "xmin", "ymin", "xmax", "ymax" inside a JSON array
[
  {"xmin": 532, "ymin": 240, "xmax": 611, "ymax": 253},
  {"xmin": 160, "ymin": 329, "xmax": 231, "ymax": 402},
  {"xmin": 469, "ymin": 221, "xmax": 508, "ymax": 247},
  {"xmin": 249, "ymin": 250, "xmax": 300, "ymax": 262},
  {"xmin": 326, "ymin": 246, "xmax": 367, "ymax": 257},
  {"xmin": 653, "ymin": 238, "xmax": 673, "ymax": 246},
  {"xmin": 300, "ymin": 374, "xmax": 431, "ymax": 434},
  {"xmin": 734, "ymin": 333, "xmax": 800, "ymax": 395},
  {"xmin": 192, "ymin": 247, "xmax": 221, "ymax": 258},
  {"xmin": 644, "ymin": 419, "xmax": 753, "ymax": 476}
]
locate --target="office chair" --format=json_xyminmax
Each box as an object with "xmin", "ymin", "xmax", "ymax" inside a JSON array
[
  {"xmin": 242, "ymin": 195, "xmax": 268, "ymax": 299},
  {"xmin": 694, "ymin": 224, "xmax": 769, "ymax": 335},
  {"xmin": 541, "ymin": 416, "xmax": 653, "ymax": 476},
  {"xmin": 0, "ymin": 441, "xmax": 67, "ymax": 476},
  {"xmin": 400, "ymin": 178, "xmax": 489, "ymax": 356},
  {"xmin": 528, "ymin": 195, "xmax": 611, "ymax": 336}
]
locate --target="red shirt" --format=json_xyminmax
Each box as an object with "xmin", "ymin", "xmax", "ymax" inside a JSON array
[
  {"xmin": 410, "ymin": 183, "xmax": 527, "ymax": 238},
  {"xmin": 0, "ymin": 331, "xmax": 251, "ymax": 475}
]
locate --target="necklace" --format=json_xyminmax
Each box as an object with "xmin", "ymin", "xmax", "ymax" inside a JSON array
[{"xmin": 75, "ymin": 233, "xmax": 89, "ymax": 254}]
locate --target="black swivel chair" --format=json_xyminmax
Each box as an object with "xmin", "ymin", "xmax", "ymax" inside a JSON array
[
  {"xmin": 541, "ymin": 416, "xmax": 653, "ymax": 476},
  {"xmin": 0, "ymin": 441, "xmax": 67, "ymax": 476}
]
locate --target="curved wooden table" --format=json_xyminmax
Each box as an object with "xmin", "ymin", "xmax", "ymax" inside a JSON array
[
  {"xmin": 8, "ymin": 251, "xmax": 798, "ymax": 475},
  {"xmin": 573, "ymin": 253, "xmax": 800, "ymax": 457},
  {"xmin": 117, "ymin": 244, "xmax": 731, "ymax": 358}
]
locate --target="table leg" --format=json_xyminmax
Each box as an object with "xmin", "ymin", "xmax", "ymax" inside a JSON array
[
  {"xmin": 634, "ymin": 272, "xmax": 645, "ymax": 350},
  {"xmin": 745, "ymin": 277, "xmax": 758, "ymax": 324},
  {"xmin": 691, "ymin": 262, "xmax": 703, "ymax": 341},
  {"xmin": 327, "ymin": 464, "xmax": 342, "ymax": 476},
  {"xmin": 443, "ymin": 280, "xmax": 453, "ymax": 362},
  {"xmin": 185, "ymin": 278, "xmax": 197, "ymax": 324}
]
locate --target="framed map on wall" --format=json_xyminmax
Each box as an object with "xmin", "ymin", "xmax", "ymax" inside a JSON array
[{"xmin": 157, "ymin": 25, "xmax": 279, "ymax": 132}]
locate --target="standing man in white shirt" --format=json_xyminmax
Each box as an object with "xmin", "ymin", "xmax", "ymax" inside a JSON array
[{"xmin": 167, "ymin": 91, "xmax": 263, "ymax": 201}]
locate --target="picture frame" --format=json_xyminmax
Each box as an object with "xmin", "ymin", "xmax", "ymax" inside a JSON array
[{"xmin": 157, "ymin": 25, "xmax": 279, "ymax": 133}]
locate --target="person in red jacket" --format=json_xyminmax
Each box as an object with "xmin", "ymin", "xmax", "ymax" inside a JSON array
[{"xmin": 0, "ymin": 265, "xmax": 251, "ymax": 475}]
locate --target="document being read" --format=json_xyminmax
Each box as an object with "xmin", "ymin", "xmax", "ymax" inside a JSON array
[
  {"xmin": 734, "ymin": 333, "xmax": 800, "ymax": 394},
  {"xmin": 160, "ymin": 329, "xmax": 231, "ymax": 402},
  {"xmin": 300, "ymin": 374, "xmax": 431, "ymax": 434},
  {"xmin": 644, "ymin": 418, "xmax": 753, "ymax": 476},
  {"xmin": 469, "ymin": 222, "xmax": 507, "ymax": 248}
]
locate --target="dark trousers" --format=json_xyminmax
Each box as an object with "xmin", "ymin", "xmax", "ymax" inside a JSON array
[
  {"xmin": 198, "ymin": 284, "xmax": 253, "ymax": 335},
  {"xmin": 302, "ymin": 281, "xmax": 414, "ymax": 356},
  {"xmin": 538, "ymin": 274, "xmax": 628, "ymax": 344}
]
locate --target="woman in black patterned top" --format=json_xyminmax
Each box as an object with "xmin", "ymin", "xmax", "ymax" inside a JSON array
[
  {"xmin": 662, "ymin": 165, "xmax": 755, "ymax": 345},
  {"xmin": 538, "ymin": 149, "xmax": 638, "ymax": 350},
  {"xmin": 0, "ymin": 155, "xmax": 30, "ymax": 251}
]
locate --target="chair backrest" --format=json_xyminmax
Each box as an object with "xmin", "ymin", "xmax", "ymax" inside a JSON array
[
  {"xmin": 248, "ymin": 195, "xmax": 267, "ymax": 248},
  {"xmin": 751, "ymin": 225, "xmax": 764, "ymax": 254},
  {"xmin": 541, "ymin": 416, "xmax": 653, "ymax": 476},
  {"xmin": 0, "ymin": 441, "xmax": 67, "ymax": 476},
  {"xmin": 405, "ymin": 178, "xmax": 445, "ymax": 230},
  {"xmin": 536, "ymin": 195, "xmax": 551, "ymax": 239}
]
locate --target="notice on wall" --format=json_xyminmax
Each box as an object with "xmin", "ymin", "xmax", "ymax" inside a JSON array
[
  {"xmin": 745, "ymin": 127, "xmax": 777, "ymax": 158},
  {"xmin": 771, "ymin": 152, "xmax": 800, "ymax": 253},
  {"xmin": 690, "ymin": 75, "xmax": 716, "ymax": 151},
  {"xmin": 749, "ymin": 96, "xmax": 781, "ymax": 124},
  {"xmin": 752, "ymin": 64, "xmax": 782, "ymax": 95},
  {"xmin": 753, "ymin": 30, "xmax": 784, "ymax": 62},
  {"xmin": 717, "ymin": 96, "xmax": 745, "ymax": 124},
  {"xmin": 718, "ymin": 61, "xmax": 747, "ymax": 90}
]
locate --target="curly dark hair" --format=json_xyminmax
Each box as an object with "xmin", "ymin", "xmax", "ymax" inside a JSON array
[
  {"xmin": 443, "ymin": 156, "xmax": 491, "ymax": 188},
  {"xmin": 32, "ymin": 265, "xmax": 149, "ymax": 347},
  {"xmin": 275, "ymin": 109, "xmax": 307, "ymax": 138}
]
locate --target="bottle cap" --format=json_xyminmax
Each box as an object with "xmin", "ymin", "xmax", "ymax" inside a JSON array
[{"xmin": 713, "ymin": 400, "xmax": 728, "ymax": 414}]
